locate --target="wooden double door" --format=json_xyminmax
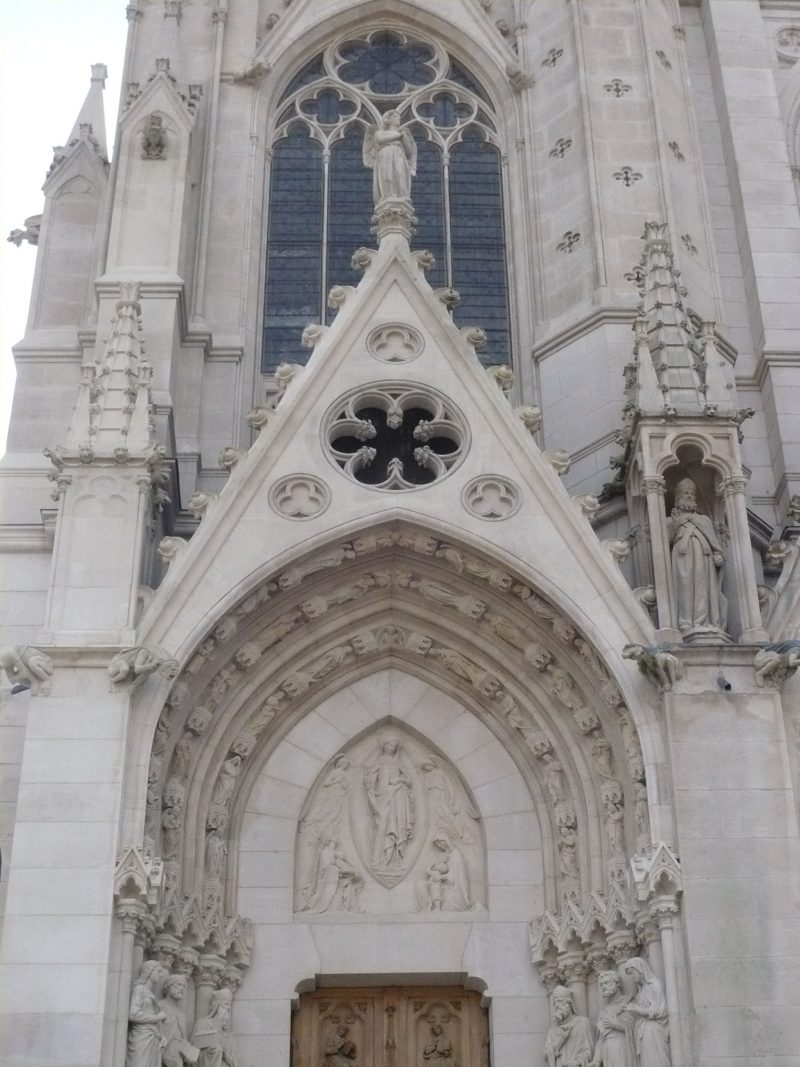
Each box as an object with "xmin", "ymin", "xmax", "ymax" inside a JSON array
[{"xmin": 291, "ymin": 986, "xmax": 490, "ymax": 1067}]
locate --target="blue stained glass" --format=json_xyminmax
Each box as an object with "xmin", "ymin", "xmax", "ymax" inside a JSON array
[
  {"xmin": 301, "ymin": 89, "xmax": 357, "ymax": 126},
  {"xmin": 410, "ymin": 131, "xmax": 446, "ymax": 289},
  {"xmin": 326, "ymin": 124, "xmax": 374, "ymax": 318},
  {"xmin": 262, "ymin": 126, "xmax": 323, "ymax": 372},
  {"xmin": 417, "ymin": 92, "xmax": 472, "ymax": 129},
  {"xmin": 280, "ymin": 54, "xmax": 325, "ymax": 101},
  {"xmin": 447, "ymin": 56, "xmax": 491, "ymax": 103},
  {"xmin": 449, "ymin": 132, "xmax": 511, "ymax": 367},
  {"xmin": 339, "ymin": 30, "xmax": 436, "ymax": 94}
]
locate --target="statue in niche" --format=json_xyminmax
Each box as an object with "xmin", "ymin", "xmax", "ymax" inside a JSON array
[
  {"xmin": 301, "ymin": 837, "xmax": 364, "ymax": 913},
  {"xmin": 142, "ymin": 114, "xmax": 167, "ymax": 160},
  {"xmin": 557, "ymin": 820, "xmax": 580, "ymax": 881},
  {"xmin": 300, "ymin": 754, "xmax": 351, "ymax": 843},
  {"xmin": 542, "ymin": 754, "xmax": 568, "ymax": 807},
  {"xmin": 212, "ymin": 755, "xmax": 242, "ymax": 807},
  {"xmin": 423, "ymin": 1021, "xmax": 457, "ymax": 1067},
  {"xmin": 363, "ymin": 110, "xmax": 417, "ymax": 205},
  {"xmin": 421, "ymin": 755, "xmax": 479, "ymax": 843},
  {"xmin": 589, "ymin": 971, "xmax": 635, "ymax": 1067},
  {"xmin": 364, "ymin": 737, "xmax": 415, "ymax": 874},
  {"xmin": 192, "ymin": 988, "xmax": 239, "ymax": 1067},
  {"xmin": 205, "ymin": 827, "xmax": 227, "ymax": 883},
  {"xmin": 324, "ymin": 1022, "xmax": 358, "ymax": 1067},
  {"xmin": 159, "ymin": 974, "xmax": 200, "ymax": 1067},
  {"xmin": 416, "ymin": 838, "xmax": 473, "ymax": 912},
  {"xmin": 543, "ymin": 985, "xmax": 595, "ymax": 1067},
  {"xmin": 601, "ymin": 781, "xmax": 625, "ymax": 856},
  {"xmin": 126, "ymin": 960, "xmax": 169, "ymax": 1067},
  {"xmin": 622, "ymin": 959, "xmax": 671, "ymax": 1067},
  {"xmin": 667, "ymin": 477, "xmax": 727, "ymax": 636}
]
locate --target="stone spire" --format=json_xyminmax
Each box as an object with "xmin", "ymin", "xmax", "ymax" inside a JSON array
[
  {"xmin": 47, "ymin": 64, "xmax": 109, "ymax": 180},
  {"xmin": 67, "ymin": 63, "xmax": 109, "ymax": 158},
  {"xmin": 630, "ymin": 222, "xmax": 731, "ymax": 417}
]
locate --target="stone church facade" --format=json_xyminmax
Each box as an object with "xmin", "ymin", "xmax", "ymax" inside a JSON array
[{"xmin": 1, "ymin": 1, "xmax": 799, "ymax": 1065}]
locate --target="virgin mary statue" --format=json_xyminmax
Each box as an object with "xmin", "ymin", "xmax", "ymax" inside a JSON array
[{"xmin": 363, "ymin": 110, "xmax": 417, "ymax": 204}]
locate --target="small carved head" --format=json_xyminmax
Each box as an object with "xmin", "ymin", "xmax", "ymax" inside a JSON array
[
  {"xmin": 674, "ymin": 477, "xmax": 697, "ymax": 512},
  {"xmin": 383, "ymin": 109, "xmax": 401, "ymax": 129},
  {"xmin": 597, "ymin": 971, "xmax": 622, "ymax": 999},
  {"xmin": 164, "ymin": 974, "xmax": 187, "ymax": 1001},
  {"xmin": 550, "ymin": 985, "xmax": 575, "ymax": 1021}
]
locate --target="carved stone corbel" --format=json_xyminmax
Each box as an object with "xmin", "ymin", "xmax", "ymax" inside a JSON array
[{"xmin": 0, "ymin": 645, "xmax": 54, "ymax": 695}]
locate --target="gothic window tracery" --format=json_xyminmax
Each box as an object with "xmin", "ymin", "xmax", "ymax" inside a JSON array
[{"xmin": 263, "ymin": 28, "xmax": 511, "ymax": 372}]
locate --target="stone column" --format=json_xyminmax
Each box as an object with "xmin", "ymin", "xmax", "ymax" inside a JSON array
[
  {"xmin": 113, "ymin": 904, "xmax": 146, "ymax": 1067},
  {"xmin": 194, "ymin": 954, "xmax": 225, "ymax": 1022},
  {"xmin": 718, "ymin": 475, "xmax": 767, "ymax": 642},
  {"xmin": 652, "ymin": 897, "xmax": 688, "ymax": 1067},
  {"xmin": 641, "ymin": 475, "xmax": 680, "ymax": 639},
  {"xmin": 558, "ymin": 953, "xmax": 590, "ymax": 1017}
]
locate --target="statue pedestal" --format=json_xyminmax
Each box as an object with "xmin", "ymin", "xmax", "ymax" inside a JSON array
[{"xmin": 371, "ymin": 197, "xmax": 417, "ymax": 243}]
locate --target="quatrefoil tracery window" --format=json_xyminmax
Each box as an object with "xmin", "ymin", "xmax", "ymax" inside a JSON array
[
  {"xmin": 264, "ymin": 28, "xmax": 511, "ymax": 373},
  {"xmin": 326, "ymin": 385, "xmax": 467, "ymax": 491}
]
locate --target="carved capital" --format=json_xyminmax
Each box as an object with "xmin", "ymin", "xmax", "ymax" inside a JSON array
[
  {"xmin": 641, "ymin": 475, "xmax": 666, "ymax": 496},
  {"xmin": 557, "ymin": 953, "xmax": 591, "ymax": 984},
  {"xmin": 195, "ymin": 955, "xmax": 226, "ymax": 988},
  {"xmin": 717, "ymin": 474, "xmax": 749, "ymax": 497},
  {"xmin": 174, "ymin": 948, "xmax": 199, "ymax": 976},
  {"xmin": 651, "ymin": 894, "xmax": 681, "ymax": 927},
  {"xmin": 116, "ymin": 901, "xmax": 146, "ymax": 936}
]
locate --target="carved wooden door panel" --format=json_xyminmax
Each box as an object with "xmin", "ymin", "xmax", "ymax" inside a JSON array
[{"xmin": 291, "ymin": 986, "xmax": 490, "ymax": 1067}]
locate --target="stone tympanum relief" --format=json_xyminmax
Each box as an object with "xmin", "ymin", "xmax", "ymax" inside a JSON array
[
  {"xmin": 295, "ymin": 728, "xmax": 484, "ymax": 914},
  {"xmin": 667, "ymin": 477, "xmax": 728, "ymax": 640}
]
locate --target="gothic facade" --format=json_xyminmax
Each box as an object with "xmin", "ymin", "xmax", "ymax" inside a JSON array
[{"xmin": 1, "ymin": 2, "xmax": 799, "ymax": 1066}]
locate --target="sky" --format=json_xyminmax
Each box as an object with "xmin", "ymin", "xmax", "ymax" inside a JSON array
[{"xmin": 0, "ymin": 1, "xmax": 128, "ymax": 455}]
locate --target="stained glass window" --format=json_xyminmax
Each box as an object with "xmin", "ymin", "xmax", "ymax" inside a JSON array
[{"xmin": 262, "ymin": 30, "xmax": 511, "ymax": 372}]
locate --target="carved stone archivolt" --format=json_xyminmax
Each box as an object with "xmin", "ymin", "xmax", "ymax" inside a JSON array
[
  {"xmin": 142, "ymin": 524, "xmax": 652, "ymax": 935},
  {"xmin": 295, "ymin": 728, "xmax": 483, "ymax": 914}
]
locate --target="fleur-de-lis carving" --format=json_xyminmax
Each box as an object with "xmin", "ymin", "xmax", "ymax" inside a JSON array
[
  {"xmin": 655, "ymin": 50, "xmax": 672, "ymax": 69},
  {"xmin": 668, "ymin": 140, "xmax": 685, "ymax": 161},
  {"xmin": 681, "ymin": 233, "xmax": 698, "ymax": 255},
  {"xmin": 557, "ymin": 231, "xmax": 581, "ymax": 254},
  {"xmin": 613, "ymin": 165, "xmax": 643, "ymax": 187},
  {"xmin": 542, "ymin": 47, "xmax": 564, "ymax": 68},
  {"xmin": 549, "ymin": 137, "xmax": 573, "ymax": 159},
  {"xmin": 603, "ymin": 78, "xmax": 631, "ymax": 97}
]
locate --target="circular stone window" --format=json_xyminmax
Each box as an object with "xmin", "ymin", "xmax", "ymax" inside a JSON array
[{"xmin": 325, "ymin": 383, "xmax": 468, "ymax": 491}]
